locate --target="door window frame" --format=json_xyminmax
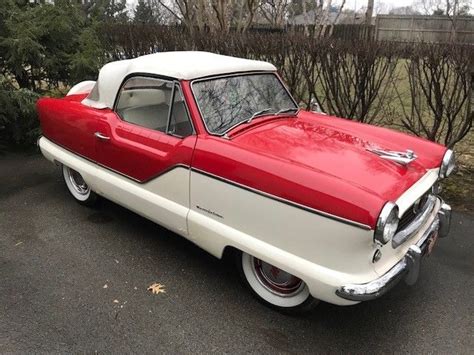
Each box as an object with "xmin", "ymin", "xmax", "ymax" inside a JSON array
[{"xmin": 113, "ymin": 73, "xmax": 195, "ymax": 138}]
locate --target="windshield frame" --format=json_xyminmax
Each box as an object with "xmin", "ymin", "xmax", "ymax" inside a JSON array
[{"xmin": 190, "ymin": 71, "xmax": 298, "ymax": 137}]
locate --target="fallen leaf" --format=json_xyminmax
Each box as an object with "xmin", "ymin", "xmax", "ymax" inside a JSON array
[
  {"xmin": 113, "ymin": 299, "xmax": 119, "ymax": 303},
  {"xmin": 14, "ymin": 241, "xmax": 23, "ymax": 246},
  {"xmin": 103, "ymin": 284, "xmax": 108, "ymax": 289},
  {"xmin": 147, "ymin": 283, "xmax": 166, "ymax": 295}
]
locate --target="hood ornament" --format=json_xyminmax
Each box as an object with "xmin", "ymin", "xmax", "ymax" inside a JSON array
[{"xmin": 367, "ymin": 148, "xmax": 417, "ymax": 165}]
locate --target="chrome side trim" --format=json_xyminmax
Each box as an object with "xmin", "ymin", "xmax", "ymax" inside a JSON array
[
  {"xmin": 336, "ymin": 201, "xmax": 451, "ymax": 302},
  {"xmin": 190, "ymin": 167, "xmax": 372, "ymax": 230},
  {"xmin": 43, "ymin": 136, "xmax": 372, "ymax": 230},
  {"xmin": 392, "ymin": 194, "xmax": 437, "ymax": 248}
]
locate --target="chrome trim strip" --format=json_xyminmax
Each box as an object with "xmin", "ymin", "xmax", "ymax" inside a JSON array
[
  {"xmin": 165, "ymin": 83, "xmax": 176, "ymax": 133},
  {"xmin": 392, "ymin": 194, "xmax": 437, "ymax": 248},
  {"xmin": 42, "ymin": 136, "xmax": 372, "ymax": 230},
  {"xmin": 190, "ymin": 167, "xmax": 372, "ymax": 230}
]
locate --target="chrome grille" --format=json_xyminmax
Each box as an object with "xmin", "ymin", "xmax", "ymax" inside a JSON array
[
  {"xmin": 392, "ymin": 193, "xmax": 437, "ymax": 248},
  {"xmin": 396, "ymin": 192, "xmax": 430, "ymax": 233}
]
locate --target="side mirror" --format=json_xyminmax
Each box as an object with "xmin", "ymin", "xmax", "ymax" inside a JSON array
[{"xmin": 310, "ymin": 99, "xmax": 326, "ymax": 114}]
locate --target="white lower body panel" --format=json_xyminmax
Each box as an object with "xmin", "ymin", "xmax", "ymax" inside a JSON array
[
  {"xmin": 39, "ymin": 137, "xmax": 189, "ymax": 236},
  {"xmin": 187, "ymin": 171, "xmax": 382, "ymax": 306}
]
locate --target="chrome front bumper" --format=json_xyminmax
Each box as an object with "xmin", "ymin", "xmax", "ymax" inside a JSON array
[{"xmin": 336, "ymin": 200, "xmax": 451, "ymax": 302}]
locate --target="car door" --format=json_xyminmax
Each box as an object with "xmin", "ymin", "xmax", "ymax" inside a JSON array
[{"xmin": 94, "ymin": 75, "xmax": 196, "ymax": 233}]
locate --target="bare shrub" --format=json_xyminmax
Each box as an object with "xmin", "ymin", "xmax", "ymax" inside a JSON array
[
  {"xmin": 97, "ymin": 24, "xmax": 472, "ymax": 148},
  {"xmin": 394, "ymin": 43, "xmax": 473, "ymax": 148},
  {"xmin": 312, "ymin": 40, "xmax": 400, "ymax": 124}
]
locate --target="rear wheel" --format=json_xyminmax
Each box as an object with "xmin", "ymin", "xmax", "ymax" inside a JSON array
[
  {"xmin": 62, "ymin": 165, "xmax": 98, "ymax": 206},
  {"xmin": 237, "ymin": 251, "xmax": 319, "ymax": 313}
]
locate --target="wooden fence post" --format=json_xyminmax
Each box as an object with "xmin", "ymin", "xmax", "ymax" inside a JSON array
[
  {"xmin": 374, "ymin": 16, "xmax": 379, "ymax": 41},
  {"xmin": 469, "ymin": 57, "xmax": 474, "ymax": 134}
]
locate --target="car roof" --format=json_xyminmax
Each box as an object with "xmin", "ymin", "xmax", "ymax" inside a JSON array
[{"xmin": 82, "ymin": 51, "xmax": 277, "ymax": 110}]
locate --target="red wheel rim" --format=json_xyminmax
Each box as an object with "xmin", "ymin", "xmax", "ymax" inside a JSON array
[{"xmin": 252, "ymin": 257, "xmax": 303, "ymax": 296}]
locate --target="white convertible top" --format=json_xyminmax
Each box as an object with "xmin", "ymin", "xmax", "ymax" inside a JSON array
[{"xmin": 81, "ymin": 51, "xmax": 276, "ymax": 109}]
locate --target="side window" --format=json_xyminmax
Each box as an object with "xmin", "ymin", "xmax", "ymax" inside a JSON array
[
  {"xmin": 115, "ymin": 76, "xmax": 173, "ymax": 132},
  {"xmin": 168, "ymin": 85, "xmax": 194, "ymax": 138}
]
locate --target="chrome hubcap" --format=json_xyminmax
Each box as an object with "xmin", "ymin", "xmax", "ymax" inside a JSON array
[
  {"xmin": 68, "ymin": 168, "xmax": 89, "ymax": 195},
  {"xmin": 252, "ymin": 257, "xmax": 304, "ymax": 297}
]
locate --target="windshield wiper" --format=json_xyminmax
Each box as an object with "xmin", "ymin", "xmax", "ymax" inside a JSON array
[
  {"xmin": 275, "ymin": 107, "xmax": 299, "ymax": 115},
  {"xmin": 221, "ymin": 108, "xmax": 276, "ymax": 138},
  {"xmin": 247, "ymin": 108, "xmax": 272, "ymax": 123}
]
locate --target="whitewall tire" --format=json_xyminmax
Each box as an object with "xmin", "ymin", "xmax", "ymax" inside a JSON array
[
  {"xmin": 237, "ymin": 251, "xmax": 319, "ymax": 312},
  {"xmin": 62, "ymin": 165, "xmax": 98, "ymax": 206}
]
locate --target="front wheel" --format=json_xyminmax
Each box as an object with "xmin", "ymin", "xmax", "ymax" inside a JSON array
[
  {"xmin": 237, "ymin": 251, "xmax": 319, "ymax": 313},
  {"xmin": 62, "ymin": 165, "xmax": 98, "ymax": 206}
]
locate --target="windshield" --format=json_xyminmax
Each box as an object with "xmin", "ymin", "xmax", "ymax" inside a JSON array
[{"xmin": 192, "ymin": 73, "xmax": 297, "ymax": 135}]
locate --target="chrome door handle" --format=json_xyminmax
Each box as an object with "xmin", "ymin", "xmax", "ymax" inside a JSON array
[{"xmin": 94, "ymin": 132, "xmax": 110, "ymax": 140}]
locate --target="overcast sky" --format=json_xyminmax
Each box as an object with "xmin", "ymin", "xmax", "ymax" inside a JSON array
[
  {"xmin": 342, "ymin": 0, "xmax": 416, "ymax": 11},
  {"xmin": 125, "ymin": 0, "xmax": 469, "ymax": 15}
]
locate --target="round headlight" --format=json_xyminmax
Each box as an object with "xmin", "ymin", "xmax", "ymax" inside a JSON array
[
  {"xmin": 375, "ymin": 202, "xmax": 399, "ymax": 245},
  {"xmin": 439, "ymin": 149, "xmax": 455, "ymax": 178}
]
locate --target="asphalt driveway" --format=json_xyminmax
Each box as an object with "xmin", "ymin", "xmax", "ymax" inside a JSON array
[{"xmin": 0, "ymin": 152, "xmax": 473, "ymax": 353}]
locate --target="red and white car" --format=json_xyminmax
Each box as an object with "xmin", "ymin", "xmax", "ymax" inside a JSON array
[{"xmin": 37, "ymin": 51, "xmax": 453, "ymax": 312}]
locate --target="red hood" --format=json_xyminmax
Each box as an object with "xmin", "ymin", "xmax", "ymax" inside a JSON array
[
  {"xmin": 192, "ymin": 111, "xmax": 447, "ymax": 228},
  {"xmin": 232, "ymin": 111, "xmax": 445, "ymax": 201}
]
